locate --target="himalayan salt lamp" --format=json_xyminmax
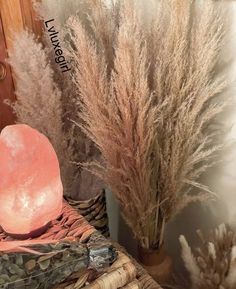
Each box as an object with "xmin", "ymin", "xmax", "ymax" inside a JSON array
[{"xmin": 0, "ymin": 124, "xmax": 63, "ymax": 238}]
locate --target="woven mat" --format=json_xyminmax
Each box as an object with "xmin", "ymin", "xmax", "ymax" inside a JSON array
[
  {"xmin": 0, "ymin": 202, "xmax": 140, "ymax": 288},
  {"xmin": 0, "ymin": 202, "xmax": 159, "ymax": 289},
  {"xmin": 59, "ymin": 247, "xmax": 162, "ymax": 289},
  {"xmin": 0, "ymin": 201, "xmax": 96, "ymax": 242},
  {"xmin": 56, "ymin": 252, "xmax": 138, "ymax": 289},
  {"xmin": 67, "ymin": 190, "xmax": 109, "ymax": 237},
  {"xmin": 113, "ymin": 242, "xmax": 163, "ymax": 289}
]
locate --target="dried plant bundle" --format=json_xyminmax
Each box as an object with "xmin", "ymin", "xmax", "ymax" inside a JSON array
[
  {"xmin": 8, "ymin": 1, "xmax": 113, "ymax": 198},
  {"xmin": 180, "ymin": 224, "xmax": 236, "ymax": 289},
  {"xmin": 67, "ymin": 0, "xmax": 229, "ymax": 249},
  {"xmin": 33, "ymin": 0, "xmax": 110, "ymax": 200},
  {"xmin": 8, "ymin": 31, "xmax": 76, "ymax": 195}
]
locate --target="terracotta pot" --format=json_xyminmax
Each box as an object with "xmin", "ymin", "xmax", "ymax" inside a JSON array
[{"xmin": 138, "ymin": 244, "xmax": 172, "ymax": 284}]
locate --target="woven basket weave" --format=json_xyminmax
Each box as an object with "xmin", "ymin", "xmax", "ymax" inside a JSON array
[
  {"xmin": 67, "ymin": 190, "xmax": 109, "ymax": 237},
  {"xmin": 113, "ymin": 242, "xmax": 163, "ymax": 289},
  {"xmin": 0, "ymin": 201, "xmax": 147, "ymax": 289},
  {"xmin": 0, "ymin": 201, "xmax": 96, "ymax": 242},
  {"xmin": 56, "ymin": 252, "xmax": 138, "ymax": 289}
]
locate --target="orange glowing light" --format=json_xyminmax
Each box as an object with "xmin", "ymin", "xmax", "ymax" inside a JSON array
[{"xmin": 0, "ymin": 124, "xmax": 63, "ymax": 238}]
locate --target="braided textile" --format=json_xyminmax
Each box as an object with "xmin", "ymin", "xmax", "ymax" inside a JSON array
[
  {"xmin": 0, "ymin": 201, "xmax": 96, "ymax": 242},
  {"xmin": 67, "ymin": 190, "xmax": 109, "ymax": 237},
  {"xmin": 0, "ymin": 202, "xmax": 116, "ymax": 289}
]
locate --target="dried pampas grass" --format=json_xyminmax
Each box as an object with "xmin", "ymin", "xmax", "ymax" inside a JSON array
[
  {"xmin": 8, "ymin": 1, "xmax": 113, "ymax": 199},
  {"xmin": 180, "ymin": 224, "xmax": 236, "ymax": 289},
  {"xmin": 8, "ymin": 31, "xmax": 76, "ymax": 195},
  {"xmin": 67, "ymin": 0, "xmax": 229, "ymax": 249},
  {"xmin": 33, "ymin": 0, "xmax": 108, "ymax": 200}
]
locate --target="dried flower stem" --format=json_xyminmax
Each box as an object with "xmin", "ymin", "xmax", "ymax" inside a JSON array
[
  {"xmin": 8, "ymin": 31, "xmax": 75, "ymax": 195},
  {"xmin": 67, "ymin": 0, "xmax": 228, "ymax": 249},
  {"xmin": 180, "ymin": 224, "xmax": 236, "ymax": 289}
]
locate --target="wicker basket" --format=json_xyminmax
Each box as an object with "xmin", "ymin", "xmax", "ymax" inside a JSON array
[
  {"xmin": 0, "ymin": 201, "xmax": 150, "ymax": 289},
  {"xmin": 114, "ymin": 242, "xmax": 163, "ymax": 289},
  {"xmin": 56, "ymin": 252, "xmax": 138, "ymax": 289},
  {"xmin": 0, "ymin": 201, "xmax": 96, "ymax": 242},
  {"xmin": 67, "ymin": 190, "xmax": 109, "ymax": 237}
]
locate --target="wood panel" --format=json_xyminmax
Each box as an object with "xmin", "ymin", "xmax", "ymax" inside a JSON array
[
  {"xmin": 0, "ymin": 14, "xmax": 16, "ymax": 129},
  {"xmin": 20, "ymin": 0, "xmax": 43, "ymax": 38},
  {"xmin": 0, "ymin": 0, "xmax": 42, "ymax": 50},
  {"xmin": 0, "ymin": 0, "xmax": 24, "ymax": 49},
  {"xmin": 0, "ymin": 0, "xmax": 42, "ymax": 130}
]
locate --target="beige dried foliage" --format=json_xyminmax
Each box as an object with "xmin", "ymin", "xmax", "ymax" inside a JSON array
[
  {"xmin": 180, "ymin": 224, "xmax": 236, "ymax": 289},
  {"xmin": 67, "ymin": 0, "xmax": 229, "ymax": 249},
  {"xmin": 34, "ymin": 0, "xmax": 111, "ymax": 199},
  {"xmin": 8, "ymin": 1, "xmax": 115, "ymax": 199},
  {"xmin": 8, "ymin": 30, "xmax": 76, "ymax": 195},
  {"xmin": 85, "ymin": 0, "xmax": 120, "ymax": 75}
]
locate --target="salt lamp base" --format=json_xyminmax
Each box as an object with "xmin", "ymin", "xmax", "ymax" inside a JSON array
[{"xmin": 4, "ymin": 222, "xmax": 51, "ymax": 240}]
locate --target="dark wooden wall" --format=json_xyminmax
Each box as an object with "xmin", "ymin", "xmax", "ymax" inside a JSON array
[{"xmin": 0, "ymin": 0, "xmax": 42, "ymax": 130}]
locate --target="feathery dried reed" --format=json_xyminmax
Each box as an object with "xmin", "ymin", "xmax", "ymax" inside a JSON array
[
  {"xmin": 180, "ymin": 224, "xmax": 236, "ymax": 289},
  {"xmin": 8, "ymin": 1, "xmax": 112, "ymax": 198},
  {"xmin": 33, "ymin": 0, "xmax": 109, "ymax": 199},
  {"xmin": 8, "ymin": 31, "xmax": 76, "ymax": 195},
  {"xmin": 67, "ymin": 0, "xmax": 229, "ymax": 250}
]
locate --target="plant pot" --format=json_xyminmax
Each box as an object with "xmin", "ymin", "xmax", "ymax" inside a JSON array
[{"xmin": 138, "ymin": 244, "xmax": 172, "ymax": 284}]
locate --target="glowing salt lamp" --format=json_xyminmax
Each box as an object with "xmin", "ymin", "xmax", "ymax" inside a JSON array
[{"xmin": 0, "ymin": 124, "xmax": 63, "ymax": 238}]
